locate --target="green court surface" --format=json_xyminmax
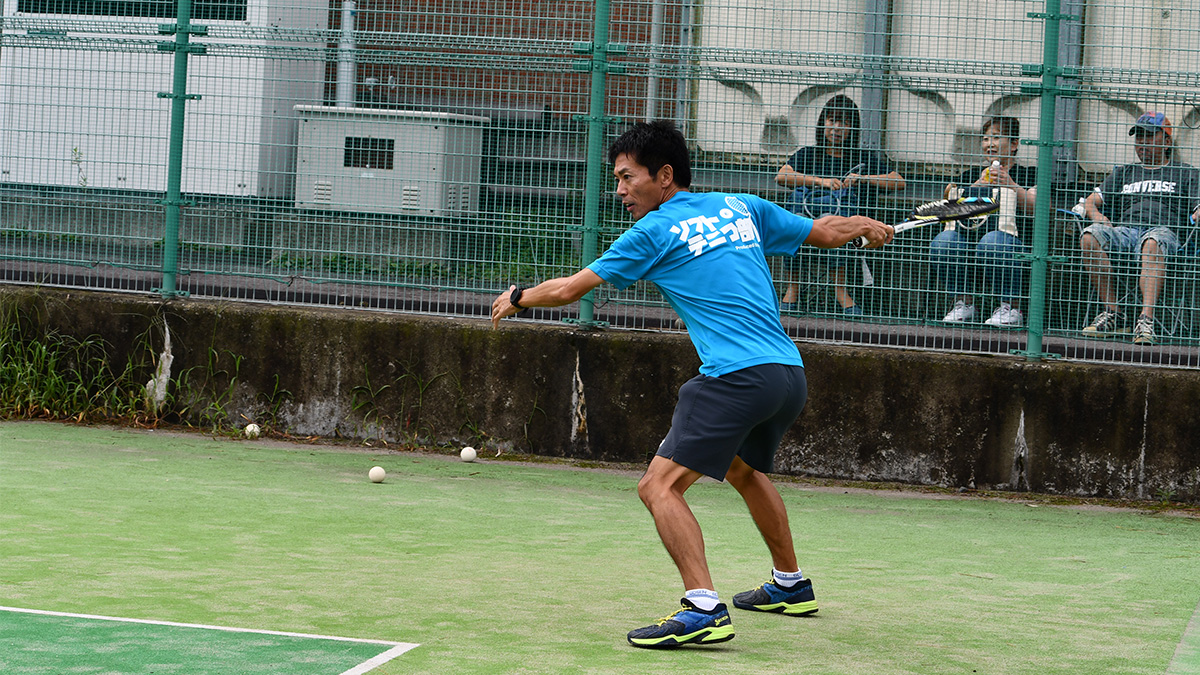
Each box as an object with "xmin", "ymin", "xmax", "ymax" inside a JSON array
[
  {"xmin": 0, "ymin": 606, "xmax": 414, "ymax": 674},
  {"xmin": 1, "ymin": 421, "xmax": 1199, "ymax": 674}
]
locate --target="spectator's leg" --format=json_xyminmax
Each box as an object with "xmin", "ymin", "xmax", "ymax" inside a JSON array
[
  {"xmin": 930, "ymin": 229, "xmax": 972, "ymax": 306},
  {"xmin": 977, "ymin": 230, "xmax": 1025, "ymax": 306},
  {"xmin": 1139, "ymin": 237, "xmax": 1165, "ymax": 320},
  {"xmin": 1081, "ymin": 231, "xmax": 1118, "ymax": 311},
  {"xmin": 780, "ymin": 255, "xmax": 801, "ymax": 305},
  {"xmin": 830, "ymin": 266, "xmax": 855, "ymax": 309}
]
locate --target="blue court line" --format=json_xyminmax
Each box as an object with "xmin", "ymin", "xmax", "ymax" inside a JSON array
[
  {"xmin": 1167, "ymin": 597, "xmax": 1200, "ymax": 675},
  {"xmin": 0, "ymin": 605, "xmax": 419, "ymax": 675}
]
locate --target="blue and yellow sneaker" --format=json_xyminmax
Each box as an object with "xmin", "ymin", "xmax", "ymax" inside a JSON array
[
  {"xmin": 626, "ymin": 599, "xmax": 735, "ymax": 648},
  {"xmin": 732, "ymin": 577, "xmax": 818, "ymax": 616}
]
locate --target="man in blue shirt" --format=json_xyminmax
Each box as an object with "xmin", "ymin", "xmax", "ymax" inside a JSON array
[{"xmin": 491, "ymin": 121, "xmax": 892, "ymax": 648}]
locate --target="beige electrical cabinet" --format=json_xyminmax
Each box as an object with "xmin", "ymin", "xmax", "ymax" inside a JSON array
[{"xmin": 294, "ymin": 106, "xmax": 488, "ymax": 217}]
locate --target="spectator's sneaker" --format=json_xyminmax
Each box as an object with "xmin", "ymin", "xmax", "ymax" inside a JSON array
[
  {"xmin": 942, "ymin": 300, "xmax": 976, "ymax": 323},
  {"xmin": 779, "ymin": 301, "xmax": 798, "ymax": 315},
  {"xmin": 732, "ymin": 577, "xmax": 819, "ymax": 616},
  {"xmin": 1082, "ymin": 310, "xmax": 1127, "ymax": 335},
  {"xmin": 984, "ymin": 303, "xmax": 1023, "ymax": 327},
  {"xmin": 1133, "ymin": 314, "xmax": 1156, "ymax": 345},
  {"xmin": 627, "ymin": 599, "xmax": 735, "ymax": 648},
  {"xmin": 842, "ymin": 304, "xmax": 864, "ymax": 316}
]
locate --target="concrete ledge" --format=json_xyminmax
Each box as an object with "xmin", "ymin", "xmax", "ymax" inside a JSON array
[{"xmin": 3, "ymin": 287, "xmax": 1198, "ymax": 502}]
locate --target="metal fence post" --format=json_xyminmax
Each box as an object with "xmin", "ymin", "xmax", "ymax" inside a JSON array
[
  {"xmin": 1021, "ymin": 0, "xmax": 1077, "ymax": 360},
  {"xmin": 568, "ymin": 0, "xmax": 620, "ymax": 329},
  {"xmin": 154, "ymin": 0, "xmax": 207, "ymax": 298}
]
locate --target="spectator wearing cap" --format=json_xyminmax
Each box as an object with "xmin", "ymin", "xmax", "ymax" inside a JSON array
[{"xmin": 1079, "ymin": 111, "xmax": 1200, "ymax": 345}]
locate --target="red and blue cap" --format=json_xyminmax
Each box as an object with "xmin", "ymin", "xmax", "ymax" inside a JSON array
[{"xmin": 1129, "ymin": 111, "xmax": 1172, "ymax": 138}]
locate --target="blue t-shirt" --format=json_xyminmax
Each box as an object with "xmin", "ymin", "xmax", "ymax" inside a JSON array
[{"xmin": 588, "ymin": 191, "xmax": 813, "ymax": 376}]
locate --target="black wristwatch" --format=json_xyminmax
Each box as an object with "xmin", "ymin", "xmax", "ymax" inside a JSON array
[{"xmin": 509, "ymin": 287, "xmax": 527, "ymax": 310}]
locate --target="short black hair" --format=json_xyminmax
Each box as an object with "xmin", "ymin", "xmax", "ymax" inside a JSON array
[
  {"xmin": 608, "ymin": 120, "xmax": 692, "ymax": 188},
  {"xmin": 982, "ymin": 116, "xmax": 1020, "ymax": 141},
  {"xmin": 815, "ymin": 94, "xmax": 862, "ymax": 150}
]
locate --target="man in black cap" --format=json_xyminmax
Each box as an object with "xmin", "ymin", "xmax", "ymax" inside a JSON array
[{"xmin": 1079, "ymin": 111, "xmax": 1200, "ymax": 345}]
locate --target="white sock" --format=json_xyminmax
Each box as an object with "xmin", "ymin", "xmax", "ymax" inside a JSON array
[
  {"xmin": 685, "ymin": 588, "xmax": 720, "ymax": 611},
  {"xmin": 773, "ymin": 568, "xmax": 804, "ymax": 588}
]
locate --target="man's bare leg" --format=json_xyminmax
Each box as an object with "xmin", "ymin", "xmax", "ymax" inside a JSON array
[
  {"xmin": 1081, "ymin": 232, "xmax": 1117, "ymax": 310},
  {"xmin": 636, "ymin": 455, "xmax": 712, "ymax": 590},
  {"xmin": 724, "ymin": 456, "xmax": 798, "ymax": 573},
  {"xmin": 723, "ymin": 456, "xmax": 818, "ymax": 615},
  {"xmin": 1139, "ymin": 238, "xmax": 1165, "ymax": 319}
]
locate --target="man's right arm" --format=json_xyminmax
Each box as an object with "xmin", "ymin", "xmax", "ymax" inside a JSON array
[
  {"xmin": 1086, "ymin": 168, "xmax": 1119, "ymax": 225},
  {"xmin": 491, "ymin": 269, "xmax": 605, "ymax": 328},
  {"xmin": 1084, "ymin": 190, "xmax": 1108, "ymax": 224}
]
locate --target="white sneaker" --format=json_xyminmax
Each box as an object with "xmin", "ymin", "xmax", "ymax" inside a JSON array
[
  {"xmin": 942, "ymin": 300, "xmax": 975, "ymax": 322},
  {"xmin": 984, "ymin": 303, "xmax": 1023, "ymax": 327}
]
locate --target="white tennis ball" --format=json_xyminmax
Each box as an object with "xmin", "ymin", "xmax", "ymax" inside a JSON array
[
  {"xmin": 460, "ymin": 446, "xmax": 477, "ymax": 462},
  {"xmin": 368, "ymin": 466, "xmax": 385, "ymax": 483},
  {"xmin": 244, "ymin": 423, "xmax": 260, "ymax": 439}
]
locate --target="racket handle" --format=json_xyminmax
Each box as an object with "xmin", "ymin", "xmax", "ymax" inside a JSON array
[{"xmin": 855, "ymin": 221, "xmax": 914, "ymax": 248}]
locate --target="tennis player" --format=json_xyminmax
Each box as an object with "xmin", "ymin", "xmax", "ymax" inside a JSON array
[{"xmin": 491, "ymin": 120, "xmax": 892, "ymax": 648}]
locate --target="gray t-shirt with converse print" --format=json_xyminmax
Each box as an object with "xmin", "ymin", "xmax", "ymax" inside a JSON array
[{"xmin": 1098, "ymin": 160, "xmax": 1200, "ymax": 232}]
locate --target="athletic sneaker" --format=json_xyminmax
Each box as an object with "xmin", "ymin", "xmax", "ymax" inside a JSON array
[
  {"xmin": 1082, "ymin": 310, "xmax": 1127, "ymax": 335},
  {"xmin": 732, "ymin": 577, "xmax": 819, "ymax": 616},
  {"xmin": 842, "ymin": 304, "xmax": 864, "ymax": 316},
  {"xmin": 626, "ymin": 599, "xmax": 735, "ymax": 648},
  {"xmin": 942, "ymin": 300, "xmax": 975, "ymax": 323},
  {"xmin": 984, "ymin": 303, "xmax": 1023, "ymax": 327},
  {"xmin": 1133, "ymin": 314, "xmax": 1156, "ymax": 345}
]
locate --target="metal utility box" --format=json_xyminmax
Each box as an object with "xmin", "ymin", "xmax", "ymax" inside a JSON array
[
  {"xmin": 294, "ymin": 106, "xmax": 488, "ymax": 216},
  {"xmin": 0, "ymin": 0, "xmax": 327, "ymax": 199}
]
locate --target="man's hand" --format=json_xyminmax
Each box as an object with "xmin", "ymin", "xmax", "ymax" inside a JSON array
[
  {"xmin": 855, "ymin": 217, "xmax": 894, "ymax": 248},
  {"xmin": 491, "ymin": 285, "xmax": 521, "ymax": 328}
]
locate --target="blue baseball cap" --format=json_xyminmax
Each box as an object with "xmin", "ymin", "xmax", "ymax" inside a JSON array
[{"xmin": 1129, "ymin": 112, "xmax": 1172, "ymax": 138}]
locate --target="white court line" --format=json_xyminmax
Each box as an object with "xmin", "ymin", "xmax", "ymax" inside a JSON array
[
  {"xmin": 1166, "ymin": 597, "xmax": 1200, "ymax": 675},
  {"xmin": 0, "ymin": 605, "xmax": 419, "ymax": 674}
]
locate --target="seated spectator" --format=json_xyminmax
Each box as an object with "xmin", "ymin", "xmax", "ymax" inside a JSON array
[
  {"xmin": 1079, "ymin": 111, "xmax": 1200, "ymax": 345},
  {"xmin": 775, "ymin": 94, "xmax": 905, "ymax": 315},
  {"xmin": 931, "ymin": 116, "xmax": 1037, "ymax": 326}
]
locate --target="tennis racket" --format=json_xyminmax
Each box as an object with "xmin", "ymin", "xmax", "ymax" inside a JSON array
[{"xmin": 853, "ymin": 196, "xmax": 998, "ymax": 248}]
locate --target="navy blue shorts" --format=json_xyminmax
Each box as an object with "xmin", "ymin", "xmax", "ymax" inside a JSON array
[{"xmin": 656, "ymin": 363, "xmax": 808, "ymax": 480}]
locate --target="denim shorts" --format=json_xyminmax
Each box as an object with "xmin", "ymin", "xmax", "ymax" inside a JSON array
[
  {"xmin": 1081, "ymin": 222, "xmax": 1180, "ymax": 258},
  {"xmin": 656, "ymin": 363, "xmax": 807, "ymax": 480}
]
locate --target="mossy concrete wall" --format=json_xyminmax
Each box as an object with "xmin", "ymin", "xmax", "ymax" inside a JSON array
[{"xmin": 5, "ymin": 287, "xmax": 1199, "ymax": 501}]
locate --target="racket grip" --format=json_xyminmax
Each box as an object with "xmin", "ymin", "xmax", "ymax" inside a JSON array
[{"xmin": 852, "ymin": 235, "xmax": 869, "ymax": 248}]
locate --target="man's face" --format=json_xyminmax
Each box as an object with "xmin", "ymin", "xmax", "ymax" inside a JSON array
[
  {"xmin": 1134, "ymin": 129, "xmax": 1171, "ymax": 167},
  {"xmin": 613, "ymin": 153, "xmax": 669, "ymax": 220}
]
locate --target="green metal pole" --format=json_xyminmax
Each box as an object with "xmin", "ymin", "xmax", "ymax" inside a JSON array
[
  {"xmin": 155, "ymin": 0, "xmax": 206, "ymax": 298},
  {"xmin": 575, "ymin": 0, "xmax": 617, "ymax": 328},
  {"xmin": 1026, "ymin": 0, "xmax": 1065, "ymax": 360}
]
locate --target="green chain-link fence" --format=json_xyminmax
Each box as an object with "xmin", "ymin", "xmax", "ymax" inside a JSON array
[{"xmin": 1, "ymin": 0, "xmax": 1198, "ymax": 367}]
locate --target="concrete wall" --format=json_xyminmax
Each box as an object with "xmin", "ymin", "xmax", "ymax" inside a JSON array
[{"xmin": 4, "ymin": 286, "xmax": 1198, "ymax": 501}]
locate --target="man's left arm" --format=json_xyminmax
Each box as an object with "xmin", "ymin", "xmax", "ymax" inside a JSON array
[
  {"xmin": 491, "ymin": 269, "xmax": 606, "ymax": 328},
  {"xmin": 805, "ymin": 214, "xmax": 893, "ymax": 249}
]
